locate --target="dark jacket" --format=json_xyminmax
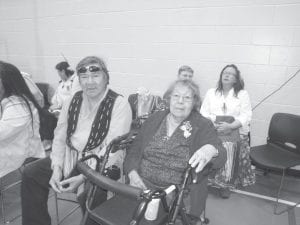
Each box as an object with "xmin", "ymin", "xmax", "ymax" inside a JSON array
[{"xmin": 124, "ymin": 110, "xmax": 226, "ymax": 216}]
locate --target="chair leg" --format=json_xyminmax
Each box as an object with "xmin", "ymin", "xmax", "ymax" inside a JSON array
[
  {"xmin": 1, "ymin": 190, "xmax": 7, "ymax": 224},
  {"xmin": 0, "ymin": 178, "xmax": 23, "ymax": 224},
  {"xmin": 273, "ymin": 170, "xmax": 286, "ymax": 214},
  {"xmin": 54, "ymin": 192, "xmax": 59, "ymax": 225},
  {"xmin": 288, "ymin": 209, "xmax": 296, "ymax": 225},
  {"xmin": 80, "ymin": 185, "xmax": 98, "ymax": 225},
  {"xmin": 179, "ymin": 208, "xmax": 191, "ymax": 225},
  {"xmin": 54, "ymin": 192, "xmax": 80, "ymax": 225}
]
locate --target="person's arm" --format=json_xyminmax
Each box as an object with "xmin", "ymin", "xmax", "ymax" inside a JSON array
[
  {"xmin": 0, "ymin": 99, "xmax": 31, "ymax": 141},
  {"xmin": 200, "ymin": 89, "xmax": 216, "ymax": 122},
  {"xmin": 123, "ymin": 120, "xmax": 150, "ymax": 189},
  {"xmin": 123, "ymin": 115, "xmax": 150, "ymax": 174},
  {"xmin": 51, "ymin": 82, "xmax": 64, "ymax": 109},
  {"xmin": 102, "ymin": 96, "xmax": 132, "ymax": 169},
  {"xmin": 235, "ymin": 90, "xmax": 252, "ymax": 128},
  {"xmin": 0, "ymin": 98, "xmax": 34, "ymax": 176},
  {"xmin": 49, "ymin": 97, "xmax": 73, "ymax": 193},
  {"xmin": 128, "ymin": 169, "xmax": 147, "ymax": 190},
  {"xmin": 217, "ymin": 90, "xmax": 252, "ymax": 133},
  {"xmin": 50, "ymin": 97, "xmax": 71, "ymax": 170},
  {"xmin": 191, "ymin": 118, "xmax": 226, "ymax": 171}
]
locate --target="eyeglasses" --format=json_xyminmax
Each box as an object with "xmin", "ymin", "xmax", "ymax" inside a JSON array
[
  {"xmin": 78, "ymin": 65, "xmax": 101, "ymax": 74},
  {"xmin": 171, "ymin": 94, "xmax": 193, "ymax": 103},
  {"xmin": 222, "ymin": 71, "xmax": 236, "ymax": 76}
]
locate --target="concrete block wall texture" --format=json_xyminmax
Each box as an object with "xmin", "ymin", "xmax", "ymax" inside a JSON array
[{"xmin": 0, "ymin": 0, "xmax": 300, "ymax": 146}]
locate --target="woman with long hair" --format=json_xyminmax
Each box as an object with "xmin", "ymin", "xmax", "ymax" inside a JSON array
[
  {"xmin": 0, "ymin": 61, "xmax": 45, "ymax": 178},
  {"xmin": 200, "ymin": 64, "xmax": 255, "ymax": 198}
]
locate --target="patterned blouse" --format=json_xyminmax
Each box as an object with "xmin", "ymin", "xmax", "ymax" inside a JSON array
[{"xmin": 140, "ymin": 117, "xmax": 190, "ymax": 188}]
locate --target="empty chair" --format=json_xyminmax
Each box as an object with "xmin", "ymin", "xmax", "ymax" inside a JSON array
[{"xmin": 250, "ymin": 112, "xmax": 300, "ymax": 212}]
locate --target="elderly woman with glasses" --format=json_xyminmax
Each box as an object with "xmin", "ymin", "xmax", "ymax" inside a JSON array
[
  {"xmin": 124, "ymin": 79, "xmax": 226, "ymax": 220},
  {"xmin": 21, "ymin": 56, "xmax": 132, "ymax": 225}
]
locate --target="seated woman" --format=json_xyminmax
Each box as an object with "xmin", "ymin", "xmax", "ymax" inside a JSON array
[
  {"xmin": 124, "ymin": 79, "xmax": 226, "ymax": 220},
  {"xmin": 0, "ymin": 61, "xmax": 45, "ymax": 178},
  {"xmin": 128, "ymin": 87, "xmax": 165, "ymax": 130},
  {"xmin": 21, "ymin": 56, "xmax": 132, "ymax": 225},
  {"xmin": 200, "ymin": 64, "xmax": 255, "ymax": 198}
]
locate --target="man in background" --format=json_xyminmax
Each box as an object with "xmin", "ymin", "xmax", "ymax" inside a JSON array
[{"xmin": 178, "ymin": 65, "xmax": 194, "ymax": 80}]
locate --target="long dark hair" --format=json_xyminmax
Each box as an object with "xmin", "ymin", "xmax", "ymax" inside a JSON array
[
  {"xmin": 216, "ymin": 64, "xmax": 244, "ymax": 97},
  {"xmin": 55, "ymin": 61, "xmax": 74, "ymax": 78},
  {"xmin": 0, "ymin": 61, "xmax": 43, "ymax": 126}
]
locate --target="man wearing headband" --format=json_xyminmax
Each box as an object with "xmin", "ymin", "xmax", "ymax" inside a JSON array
[{"xmin": 21, "ymin": 56, "xmax": 132, "ymax": 225}]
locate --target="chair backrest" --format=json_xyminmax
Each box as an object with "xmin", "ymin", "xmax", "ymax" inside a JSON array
[
  {"xmin": 36, "ymin": 82, "xmax": 51, "ymax": 108},
  {"xmin": 268, "ymin": 113, "xmax": 300, "ymax": 155}
]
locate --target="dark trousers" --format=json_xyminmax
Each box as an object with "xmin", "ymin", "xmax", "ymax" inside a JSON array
[
  {"xmin": 21, "ymin": 157, "xmax": 53, "ymax": 225},
  {"xmin": 21, "ymin": 156, "xmax": 107, "ymax": 225}
]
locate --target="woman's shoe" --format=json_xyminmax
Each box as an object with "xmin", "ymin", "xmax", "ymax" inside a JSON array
[{"xmin": 219, "ymin": 188, "xmax": 231, "ymax": 199}]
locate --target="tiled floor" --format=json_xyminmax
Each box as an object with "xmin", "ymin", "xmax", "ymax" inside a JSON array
[{"xmin": 1, "ymin": 171, "xmax": 300, "ymax": 225}]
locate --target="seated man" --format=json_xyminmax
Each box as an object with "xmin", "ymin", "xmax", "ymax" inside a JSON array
[{"xmin": 21, "ymin": 56, "xmax": 132, "ymax": 225}]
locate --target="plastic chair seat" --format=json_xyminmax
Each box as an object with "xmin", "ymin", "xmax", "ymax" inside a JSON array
[
  {"xmin": 251, "ymin": 143, "xmax": 300, "ymax": 171},
  {"xmin": 89, "ymin": 195, "xmax": 168, "ymax": 225},
  {"xmin": 249, "ymin": 113, "xmax": 300, "ymax": 218}
]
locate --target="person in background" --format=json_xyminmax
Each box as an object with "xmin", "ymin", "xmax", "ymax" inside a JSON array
[
  {"xmin": 162, "ymin": 65, "xmax": 195, "ymax": 103},
  {"xmin": 124, "ymin": 79, "xmax": 226, "ymax": 221},
  {"xmin": 178, "ymin": 65, "xmax": 194, "ymax": 80},
  {"xmin": 50, "ymin": 61, "xmax": 76, "ymax": 111},
  {"xmin": 41, "ymin": 62, "xmax": 76, "ymax": 150},
  {"xmin": 0, "ymin": 61, "xmax": 45, "ymax": 178},
  {"xmin": 200, "ymin": 64, "xmax": 255, "ymax": 198},
  {"xmin": 21, "ymin": 56, "xmax": 132, "ymax": 225}
]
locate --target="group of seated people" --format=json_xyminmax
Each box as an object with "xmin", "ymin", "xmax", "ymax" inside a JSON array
[{"xmin": 0, "ymin": 56, "xmax": 255, "ymax": 225}]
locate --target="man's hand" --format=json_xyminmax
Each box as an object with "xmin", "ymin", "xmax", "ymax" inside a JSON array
[
  {"xmin": 189, "ymin": 144, "xmax": 218, "ymax": 173},
  {"xmin": 49, "ymin": 166, "xmax": 63, "ymax": 193},
  {"xmin": 128, "ymin": 170, "xmax": 147, "ymax": 190},
  {"xmin": 59, "ymin": 174, "xmax": 85, "ymax": 193}
]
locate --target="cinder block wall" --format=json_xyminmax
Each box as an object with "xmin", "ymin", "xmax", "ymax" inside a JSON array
[{"xmin": 0, "ymin": 0, "xmax": 300, "ymax": 146}]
